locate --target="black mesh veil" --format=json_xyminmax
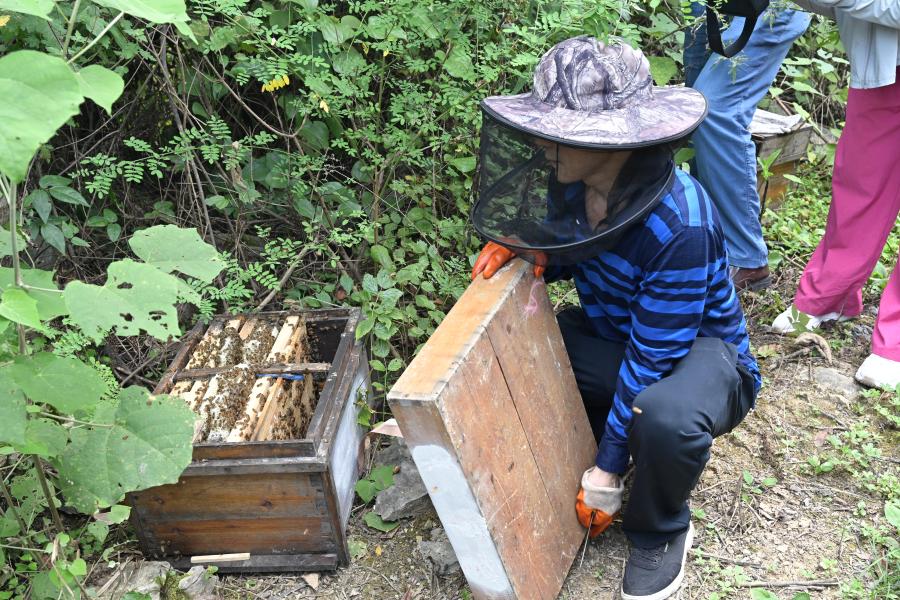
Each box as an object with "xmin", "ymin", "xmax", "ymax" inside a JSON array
[{"xmin": 472, "ymin": 110, "xmax": 679, "ymax": 267}]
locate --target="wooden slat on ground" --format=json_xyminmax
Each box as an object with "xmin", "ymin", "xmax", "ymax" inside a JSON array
[{"xmin": 388, "ymin": 261, "xmax": 595, "ymax": 600}]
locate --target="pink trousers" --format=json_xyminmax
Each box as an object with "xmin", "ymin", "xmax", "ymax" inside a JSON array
[{"xmin": 794, "ymin": 75, "xmax": 900, "ymax": 362}]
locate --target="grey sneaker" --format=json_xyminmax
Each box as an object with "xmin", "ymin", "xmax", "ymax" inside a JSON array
[{"xmin": 621, "ymin": 522, "xmax": 694, "ymax": 600}]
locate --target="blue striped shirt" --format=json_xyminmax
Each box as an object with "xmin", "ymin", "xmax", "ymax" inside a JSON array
[{"xmin": 545, "ymin": 169, "xmax": 761, "ymax": 474}]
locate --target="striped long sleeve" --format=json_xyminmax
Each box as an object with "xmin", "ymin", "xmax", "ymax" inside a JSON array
[{"xmin": 595, "ymin": 226, "xmax": 719, "ymax": 474}]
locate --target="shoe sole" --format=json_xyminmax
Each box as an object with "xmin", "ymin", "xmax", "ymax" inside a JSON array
[{"xmin": 620, "ymin": 522, "xmax": 694, "ymax": 600}]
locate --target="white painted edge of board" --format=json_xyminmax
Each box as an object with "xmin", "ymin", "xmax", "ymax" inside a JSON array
[{"xmin": 410, "ymin": 443, "xmax": 516, "ymax": 600}]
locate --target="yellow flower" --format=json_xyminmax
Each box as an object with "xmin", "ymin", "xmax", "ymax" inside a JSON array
[
  {"xmin": 0, "ymin": 15, "xmax": 9, "ymax": 27},
  {"xmin": 319, "ymin": 99, "xmax": 329, "ymax": 113},
  {"xmin": 261, "ymin": 74, "xmax": 289, "ymax": 93}
]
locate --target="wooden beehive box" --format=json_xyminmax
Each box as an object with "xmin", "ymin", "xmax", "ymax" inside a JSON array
[
  {"xmin": 388, "ymin": 262, "xmax": 596, "ymax": 600},
  {"xmin": 129, "ymin": 308, "xmax": 370, "ymax": 573},
  {"xmin": 752, "ymin": 108, "xmax": 814, "ymax": 211}
]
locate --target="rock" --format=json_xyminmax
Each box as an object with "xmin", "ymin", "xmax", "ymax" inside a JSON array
[
  {"xmin": 177, "ymin": 566, "xmax": 220, "ymax": 600},
  {"xmin": 418, "ymin": 530, "xmax": 460, "ymax": 576},
  {"xmin": 813, "ymin": 366, "xmax": 860, "ymax": 399},
  {"xmin": 97, "ymin": 561, "xmax": 171, "ymax": 600},
  {"xmin": 373, "ymin": 457, "xmax": 431, "ymax": 521},
  {"xmin": 374, "ymin": 437, "xmax": 412, "ymax": 467}
]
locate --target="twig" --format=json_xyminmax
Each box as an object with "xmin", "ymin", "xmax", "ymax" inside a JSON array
[
  {"xmin": 356, "ymin": 565, "xmax": 401, "ymax": 593},
  {"xmin": 0, "ymin": 476, "xmax": 29, "ymax": 537},
  {"xmin": 739, "ymin": 579, "xmax": 838, "ymax": 588},
  {"xmin": 691, "ymin": 549, "xmax": 761, "ymax": 568},
  {"xmin": 32, "ymin": 456, "xmax": 64, "ymax": 534}
]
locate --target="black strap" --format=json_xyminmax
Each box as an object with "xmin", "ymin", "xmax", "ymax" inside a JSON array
[{"xmin": 705, "ymin": 6, "xmax": 759, "ymax": 58}]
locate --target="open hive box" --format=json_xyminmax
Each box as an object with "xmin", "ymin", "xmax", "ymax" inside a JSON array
[{"xmin": 129, "ymin": 308, "xmax": 370, "ymax": 573}]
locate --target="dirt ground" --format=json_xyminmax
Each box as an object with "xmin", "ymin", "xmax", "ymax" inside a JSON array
[{"xmin": 214, "ymin": 276, "xmax": 898, "ymax": 600}]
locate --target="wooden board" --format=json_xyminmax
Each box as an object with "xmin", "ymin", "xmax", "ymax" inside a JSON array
[{"xmin": 388, "ymin": 261, "xmax": 595, "ymax": 600}]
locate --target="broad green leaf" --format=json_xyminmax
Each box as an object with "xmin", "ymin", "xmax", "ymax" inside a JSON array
[
  {"xmin": 356, "ymin": 317, "xmax": 375, "ymax": 340},
  {"xmin": 750, "ymin": 591, "xmax": 778, "ymax": 600},
  {"xmin": 449, "ymin": 156, "xmax": 476, "ymax": 173},
  {"xmin": 886, "ymin": 501, "xmax": 900, "ymax": 530},
  {"xmin": 19, "ymin": 418, "xmax": 68, "ymax": 457},
  {"xmin": 29, "ymin": 571, "xmax": 60, "ymax": 600},
  {"xmin": 318, "ymin": 15, "xmax": 360, "ymax": 44},
  {"xmin": 39, "ymin": 175, "xmax": 70, "ymax": 188},
  {"xmin": 370, "ymin": 465, "xmax": 394, "ymax": 490},
  {"xmin": 444, "ymin": 44, "xmax": 474, "ymax": 81},
  {"xmin": 369, "ymin": 244, "xmax": 394, "ymax": 270},
  {"xmin": 0, "ymin": 51, "xmax": 83, "ymax": 183},
  {"xmin": 58, "ymin": 387, "xmax": 196, "ymax": 512},
  {"xmin": 0, "ymin": 0, "xmax": 53, "ymax": 19},
  {"xmin": 26, "ymin": 189, "xmax": 52, "ymax": 222},
  {"xmin": 68, "ymin": 558, "xmax": 87, "ymax": 577},
  {"xmin": 0, "ymin": 287, "xmax": 42, "ymax": 329},
  {"xmin": 0, "ymin": 370, "xmax": 26, "ymax": 446},
  {"xmin": 355, "ymin": 479, "xmax": 377, "ymax": 503},
  {"xmin": 129, "ymin": 225, "xmax": 223, "ymax": 282},
  {"xmin": 298, "ymin": 121, "xmax": 329, "ymax": 153},
  {"xmin": 75, "ymin": 65, "xmax": 124, "ymax": 115},
  {"xmin": 47, "ymin": 186, "xmax": 88, "ymax": 207},
  {"xmin": 9, "ymin": 353, "xmax": 105, "ymax": 413},
  {"xmin": 41, "ymin": 223, "xmax": 66, "ymax": 253},
  {"xmin": 647, "ymin": 56, "xmax": 678, "ymax": 86},
  {"xmin": 86, "ymin": 521, "xmax": 109, "ymax": 543},
  {"xmin": 95, "ymin": 504, "xmax": 130, "ymax": 524},
  {"xmin": 89, "ymin": 0, "xmax": 189, "ymax": 24},
  {"xmin": 0, "ymin": 226, "xmax": 27, "ymax": 258},
  {"xmin": 0, "ymin": 267, "xmax": 67, "ymax": 320},
  {"xmin": 64, "ymin": 259, "xmax": 181, "ymax": 341},
  {"xmin": 107, "ymin": 222, "xmax": 122, "ymax": 241},
  {"xmin": 363, "ymin": 511, "xmax": 399, "ymax": 532},
  {"xmin": 0, "ymin": 514, "xmax": 19, "ymax": 537}
]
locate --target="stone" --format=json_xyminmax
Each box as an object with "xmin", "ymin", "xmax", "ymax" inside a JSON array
[
  {"xmin": 97, "ymin": 561, "xmax": 171, "ymax": 600},
  {"xmin": 813, "ymin": 366, "xmax": 860, "ymax": 399},
  {"xmin": 373, "ymin": 456, "xmax": 431, "ymax": 521},
  {"xmin": 374, "ymin": 437, "xmax": 412, "ymax": 468},
  {"xmin": 418, "ymin": 529, "xmax": 460, "ymax": 576},
  {"xmin": 177, "ymin": 566, "xmax": 220, "ymax": 600}
]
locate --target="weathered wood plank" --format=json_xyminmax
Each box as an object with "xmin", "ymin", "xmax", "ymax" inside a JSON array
[{"xmin": 389, "ymin": 261, "xmax": 594, "ymax": 600}]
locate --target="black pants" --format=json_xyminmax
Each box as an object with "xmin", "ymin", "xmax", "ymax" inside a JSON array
[{"xmin": 557, "ymin": 308, "xmax": 757, "ymax": 548}]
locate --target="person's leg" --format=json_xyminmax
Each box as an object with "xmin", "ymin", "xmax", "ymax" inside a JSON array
[
  {"xmin": 873, "ymin": 266, "xmax": 900, "ymax": 362},
  {"xmin": 690, "ymin": 9, "xmax": 811, "ymax": 271},
  {"xmin": 683, "ymin": 2, "xmax": 710, "ymax": 88},
  {"xmin": 622, "ymin": 337, "xmax": 756, "ymax": 547},
  {"xmin": 795, "ymin": 78, "xmax": 900, "ymax": 324},
  {"xmin": 556, "ymin": 307, "xmax": 626, "ymax": 439}
]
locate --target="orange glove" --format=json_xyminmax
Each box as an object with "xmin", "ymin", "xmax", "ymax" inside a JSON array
[
  {"xmin": 471, "ymin": 241, "xmax": 546, "ymax": 280},
  {"xmin": 575, "ymin": 467, "xmax": 623, "ymax": 538}
]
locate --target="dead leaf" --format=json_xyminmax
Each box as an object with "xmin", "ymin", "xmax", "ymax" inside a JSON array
[
  {"xmin": 814, "ymin": 430, "xmax": 829, "ymax": 448},
  {"xmin": 375, "ymin": 545, "xmax": 383, "ymax": 557},
  {"xmin": 795, "ymin": 332, "xmax": 833, "ymax": 364},
  {"xmin": 369, "ymin": 418, "xmax": 403, "ymax": 438},
  {"xmin": 302, "ymin": 573, "xmax": 320, "ymax": 590}
]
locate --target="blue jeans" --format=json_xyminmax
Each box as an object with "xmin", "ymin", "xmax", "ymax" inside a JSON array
[{"xmin": 685, "ymin": 5, "xmax": 811, "ymax": 268}]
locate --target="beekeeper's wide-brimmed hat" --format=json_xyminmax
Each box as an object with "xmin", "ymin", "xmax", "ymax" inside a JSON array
[{"xmin": 480, "ymin": 36, "xmax": 707, "ymax": 148}]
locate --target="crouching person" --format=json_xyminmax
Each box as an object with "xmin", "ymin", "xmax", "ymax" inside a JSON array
[{"xmin": 470, "ymin": 36, "xmax": 761, "ymax": 600}]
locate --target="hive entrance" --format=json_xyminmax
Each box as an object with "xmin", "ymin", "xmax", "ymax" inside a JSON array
[{"xmin": 169, "ymin": 315, "xmax": 326, "ymax": 443}]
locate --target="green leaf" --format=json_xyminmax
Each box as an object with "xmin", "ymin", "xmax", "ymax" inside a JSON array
[
  {"xmin": 107, "ymin": 223, "xmax": 122, "ymax": 242},
  {"xmin": 0, "ymin": 268, "xmax": 67, "ymax": 320},
  {"xmin": 58, "ymin": 387, "xmax": 196, "ymax": 513},
  {"xmin": 39, "ymin": 175, "xmax": 71, "ymax": 188},
  {"xmin": 41, "ymin": 223, "xmax": 66, "ymax": 254},
  {"xmin": 886, "ymin": 501, "xmax": 900, "ymax": 530},
  {"xmin": 369, "ymin": 244, "xmax": 394, "ymax": 271},
  {"xmin": 742, "ymin": 470, "xmax": 754, "ymax": 485},
  {"xmin": 0, "ymin": 371, "xmax": 26, "ymax": 446},
  {"xmin": 75, "ymin": 65, "xmax": 124, "ymax": 115},
  {"xmin": 85, "ymin": 521, "xmax": 109, "ymax": 544},
  {"xmin": 318, "ymin": 15, "xmax": 360, "ymax": 44},
  {"xmin": 47, "ymin": 186, "xmax": 88, "ymax": 207},
  {"xmin": 89, "ymin": 0, "xmax": 190, "ymax": 24},
  {"xmin": 0, "ymin": 0, "xmax": 53, "ymax": 19},
  {"xmin": 64, "ymin": 259, "xmax": 181, "ymax": 341},
  {"xmin": 68, "ymin": 558, "xmax": 87, "ymax": 577},
  {"xmin": 790, "ymin": 594, "xmax": 811, "ymax": 600},
  {"xmin": 370, "ymin": 465, "xmax": 394, "ymax": 490},
  {"xmin": 96, "ymin": 504, "xmax": 131, "ymax": 524},
  {"xmin": 0, "ymin": 226, "xmax": 26, "ymax": 260},
  {"xmin": 387, "ymin": 358, "xmax": 403, "ymax": 372},
  {"xmin": 364, "ymin": 511, "xmax": 399, "ymax": 532},
  {"xmin": 298, "ymin": 121, "xmax": 329, "ymax": 153},
  {"xmin": 355, "ymin": 479, "xmax": 377, "ymax": 503},
  {"xmin": 0, "ymin": 51, "xmax": 83, "ymax": 183},
  {"xmin": 444, "ymin": 44, "xmax": 474, "ymax": 81},
  {"xmin": 356, "ymin": 317, "xmax": 375, "ymax": 340},
  {"xmin": 20, "ymin": 418, "xmax": 68, "ymax": 458},
  {"xmin": 750, "ymin": 591, "xmax": 778, "ymax": 600},
  {"xmin": 129, "ymin": 225, "xmax": 223, "ymax": 282},
  {"xmin": 0, "ymin": 287, "xmax": 43, "ymax": 329},
  {"xmin": 9, "ymin": 353, "xmax": 106, "ymax": 413},
  {"xmin": 26, "ymin": 189, "xmax": 52, "ymax": 223},
  {"xmin": 449, "ymin": 156, "xmax": 476, "ymax": 173},
  {"xmin": 647, "ymin": 56, "xmax": 678, "ymax": 86}
]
